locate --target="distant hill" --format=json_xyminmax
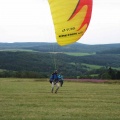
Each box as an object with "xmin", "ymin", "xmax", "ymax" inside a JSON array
[
  {"xmin": 0, "ymin": 42, "xmax": 120, "ymax": 53},
  {"xmin": 97, "ymin": 48, "xmax": 120, "ymax": 54},
  {"xmin": 0, "ymin": 42, "xmax": 120, "ymax": 78},
  {"xmin": 0, "ymin": 42, "xmax": 42, "ymax": 49},
  {"xmin": 0, "ymin": 51, "xmax": 120, "ymax": 78}
]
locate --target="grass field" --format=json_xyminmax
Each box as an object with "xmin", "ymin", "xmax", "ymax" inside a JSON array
[
  {"xmin": 64, "ymin": 52, "xmax": 95, "ymax": 56},
  {"xmin": 0, "ymin": 78, "xmax": 120, "ymax": 120},
  {"xmin": 81, "ymin": 63, "xmax": 102, "ymax": 69},
  {"xmin": 0, "ymin": 49, "xmax": 36, "ymax": 52}
]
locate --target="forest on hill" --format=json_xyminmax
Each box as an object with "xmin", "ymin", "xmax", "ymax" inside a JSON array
[
  {"xmin": 0, "ymin": 42, "xmax": 120, "ymax": 53},
  {"xmin": 0, "ymin": 42, "xmax": 120, "ymax": 79}
]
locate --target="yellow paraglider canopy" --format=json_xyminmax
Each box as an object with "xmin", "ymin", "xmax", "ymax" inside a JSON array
[{"xmin": 48, "ymin": 0, "xmax": 92, "ymax": 46}]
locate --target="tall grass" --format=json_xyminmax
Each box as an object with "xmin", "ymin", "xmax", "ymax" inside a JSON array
[{"xmin": 0, "ymin": 78, "xmax": 120, "ymax": 120}]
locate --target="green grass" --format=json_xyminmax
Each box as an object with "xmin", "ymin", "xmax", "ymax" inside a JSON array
[
  {"xmin": 0, "ymin": 78, "xmax": 120, "ymax": 120},
  {"xmin": 0, "ymin": 49, "xmax": 36, "ymax": 52},
  {"xmin": 82, "ymin": 63, "xmax": 120, "ymax": 71},
  {"xmin": 64, "ymin": 52, "xmax": 95, "ymax": 56},
  {"xmin": 82, "ymin": 63, "xmax": 102, "ymax": 69},
  {"xmin": 0, "ymin": 69, "xmax": 6, "ymax": 72}
]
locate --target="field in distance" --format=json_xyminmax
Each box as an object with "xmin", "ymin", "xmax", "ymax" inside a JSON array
[{"xmin": 64, "ymin": 52, "xmax": 95, "ymax": 56}]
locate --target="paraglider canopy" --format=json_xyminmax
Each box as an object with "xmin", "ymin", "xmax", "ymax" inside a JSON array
[{"xmin": 48, "ymin": 0, "xmax": 92, "ymax": 46}]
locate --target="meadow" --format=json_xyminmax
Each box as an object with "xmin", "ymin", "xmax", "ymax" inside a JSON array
[
  {"xmin": 0, "ymin": 78, "xmax": 120, "ymax": 120},
  {"xmin": 64, "ymin": 52, "xmax": 95, "ymax": 56}
]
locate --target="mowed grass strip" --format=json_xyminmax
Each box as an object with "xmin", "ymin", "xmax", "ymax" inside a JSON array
[
  {"xmin": 0, "ymin": 78, "xmax": 120, "ymax": 120},
  {"xmin": 64, "ymin": 52, "xmax": 95, "ymax": 56}
]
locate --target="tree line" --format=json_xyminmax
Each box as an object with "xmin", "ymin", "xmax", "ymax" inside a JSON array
[
  {"xmin": 0, "ymin": 42, "xmax": 120, "ymax": 53},
  {"xmin": 0, "ymin": 67, "xmax": 120, "ymax": 80},
  {"xmin": 0, "ymin": 51, "xmax": 120, "ymax": 79}
]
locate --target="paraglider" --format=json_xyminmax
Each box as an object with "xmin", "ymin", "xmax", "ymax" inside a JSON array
[
  {"xmin": 50, "ymin": 70, "xmax": 60, "ymax": 93},
  {"xmin": 49, "ymin": 70, "xmax": 64, "ymax": 93},
  {"xmin": 48, "ymin": 0, "xmax": 93, "ymax": 92},
  {"xmin": 48, "ymin": 0, "xmax": 93, "ymax": 46}
]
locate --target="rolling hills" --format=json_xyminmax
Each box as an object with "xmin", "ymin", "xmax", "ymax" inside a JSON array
[
  {"xmin": 0, "ymin": 42, "xmax": 120, "ymax": 53},
  {"xmin": 0, "ymin": 42, "xmax": 120, "ymax": 79}
]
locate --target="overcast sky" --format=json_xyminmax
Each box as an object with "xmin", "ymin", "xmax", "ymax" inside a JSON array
[{"xmin": 0, "ymin": 0, "xmax": 120, "ymax": 45}]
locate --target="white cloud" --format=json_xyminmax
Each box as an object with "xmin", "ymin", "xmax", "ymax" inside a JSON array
[
  {"xmin": 0, "ymin": 0, "xmax": 120, "ymax": 44},
  {"xmin": 80, "ymin": 0, "xmax": 120, "ymax": 44}
]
